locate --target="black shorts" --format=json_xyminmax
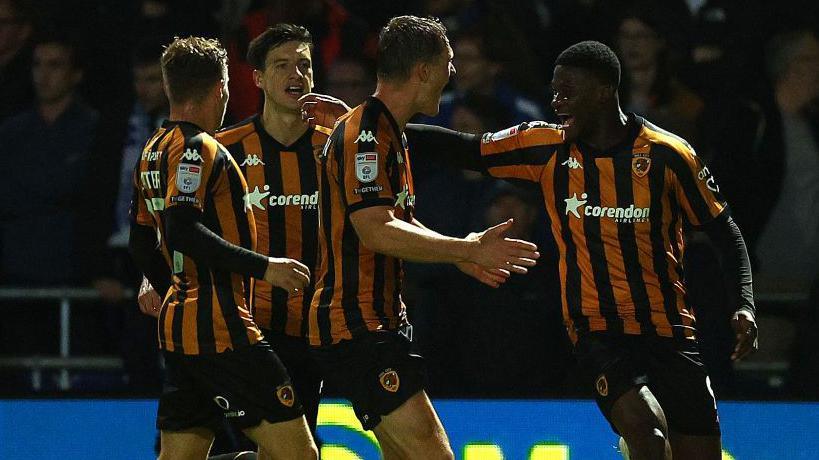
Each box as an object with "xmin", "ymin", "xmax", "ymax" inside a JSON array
[
  {"xmin": 157, "ymin": 340, "xmax": 303, "ymax": 432},
  {"xmin": 311, "ymin": 325, "xmax": 426, "ymax": 430},
  {"xmin": 574, "ymin": 332, "xmax": 720, "ymax": 436},
  {"xmin": 262, "ymin": 329, "xmax": 323, "ymax": 434}
]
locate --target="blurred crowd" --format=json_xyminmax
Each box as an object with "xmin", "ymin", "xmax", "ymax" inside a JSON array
[{"xmin": 0, "ymin": 0, "xmax": 818, "ymax": 400}]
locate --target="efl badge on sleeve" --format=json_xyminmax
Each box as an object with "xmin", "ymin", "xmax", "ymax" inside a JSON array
[
  {"xmin": 276, "ymin": 384, "xmax": 295, "ymax": 407},
  {"xmin": 632, "ymin": 155, "xmax": 651, "ymax": 178},
  {"xmin": 379, "ymin": 369, "xmax": 400, "ymax": 393},
  {"xmin": 355, "ymin": 152, "xmax": 378, "ymax": 182},
  {"xmin": 176, "ymin": 164, "xmax": 202, "ymax": 193}
]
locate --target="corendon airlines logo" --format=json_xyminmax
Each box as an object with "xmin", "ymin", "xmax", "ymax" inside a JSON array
[
  {"xmin": 564, "ymin": 192, "xmax": 650, "ymax": 223},
  {"xmin": 244, "ymin": 185, "xmax": 318, "ymax": 211}
]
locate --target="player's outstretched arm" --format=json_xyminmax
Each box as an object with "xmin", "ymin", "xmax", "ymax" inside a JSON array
[
  {"xmin": 128, "ymin": 223, "xmax": 172, "ymax": 299},
  {"xmin": 164, "ymin": 206, "xmax": 309, "ymax": 291},
  {"xmin": 350, "ymin": 206, "xmax": 539, "ymax": 273}
]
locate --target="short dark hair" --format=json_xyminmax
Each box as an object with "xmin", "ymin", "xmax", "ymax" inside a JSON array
[
  {"xmin": 377, "ymin": 15, "xmax": 448, "ymax": 82},
  {"xmin": 555, "ymin": 41, "xmax": 621, "ymax": 87},
  {"xmin": 247, "ymin": 23, "xmax": 312, "ymax": 70},
  {"xmin": 161, "ymin": 36, "xmax": 227, "ymax": 104}
]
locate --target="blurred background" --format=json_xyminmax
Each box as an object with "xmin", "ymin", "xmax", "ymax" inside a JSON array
[{"xmin": 0, "ymin": 0, "xmax": 818, "ymax": 409}]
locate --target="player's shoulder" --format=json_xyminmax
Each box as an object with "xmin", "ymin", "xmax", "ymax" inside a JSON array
[
  {"xmin": 638, "ymin": 116, "xmax": 697, "ymax": 160},
  {"xmin": 215, "ymin": 115, "xmax": 258, "ymax": 146},
  {"xmin": 164, "ymin": 122, "xmax": 219, "ymax": 161},
  {"xmin": 339, "ymin": 97, "xmax": 397, "ymax": 144},
  {"xmin": 481, "ymin": 121, "xmax": 565, "ymax": 147}
]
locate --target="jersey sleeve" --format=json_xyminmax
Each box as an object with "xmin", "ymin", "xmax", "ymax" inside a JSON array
[
  {"xmin": 479, "ymin": 121, "xmax": 562, "ymax": 182},
  {"xmin": 341, "ymin": 123, "xmax": 397, "ymax": 213},
  {"xmin": 669, "ymin": 146, "xmax": 728, "ymax": 227},
  {"xmin": 165, "ymin": 133, "xmax": 219, "ymax": 212}
]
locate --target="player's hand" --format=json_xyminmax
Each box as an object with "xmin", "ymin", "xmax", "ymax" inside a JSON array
[
  {"xmin": 455, "ymin": 261, "xmax": 510, "ymax": 288},
  {"xmin": 731, "ymin": 309, "xmax": 758, "ymax": 361},
  {"xmin": 467, "ymin": 219, "xmax": 540, "ymax": 274},
  {"xmin": 264, "ymin": 257, "xmax": 310, "ymax": 294},
  {"xmin": 138, "ymin": 277, "xmax": 162, "ymax": 318},
  {"xmin": 299, "ymin": 93, "xmax": 351, "ymax": 132}
]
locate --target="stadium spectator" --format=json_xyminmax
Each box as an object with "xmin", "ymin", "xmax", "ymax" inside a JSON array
[
  {"xmin": 0, "ymin": 0, "xmax": 34, "ymax": 123},
  {"xmin": 420, "ymin": 30, "xmax": 545, "ymax": 128},
  {"xmin": 324, "ymin": 56, "xmax": 375, "ymax": 107},
  {"xmin": 0, "ymin": 35, "xmax": 98, "ymax": 364},
  {"xmin": 616, "ymin": 3, "xmax": 703, "ymax": 144}
]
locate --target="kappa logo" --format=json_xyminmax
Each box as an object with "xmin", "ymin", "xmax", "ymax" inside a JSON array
[
  {"xmin": 561, "ymin": 157, "xmax": 583, "ymax": 169},
  {"xmin": 379, "ymin": 369, "xmax": 400, "ymax": 393},
  {"xmin": 354, "ymin": 130, "xmax": 378, "ymax": 144},
  {"xmin": 277, "ymin": 384, "xmax": 295, "ymax": 407},
  {"xmin": 240, "ymin": 154, "xmax": 265, "ymax": 166},
  {"xmin": 596, "ymin": 374, "xmax": 609, "ymax": 397},
  {"xmin": 181, "ymin": 148, "xmax": 202, "ymax": 162}
]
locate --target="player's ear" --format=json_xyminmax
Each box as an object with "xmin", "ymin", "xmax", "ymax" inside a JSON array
[
  {"xmin": 252, "ymin": 69, "xmax": 264, "ymax": 89},
  {"xmin": 417, "ymin": 60, "xmax": 431, "ymax": 83}
]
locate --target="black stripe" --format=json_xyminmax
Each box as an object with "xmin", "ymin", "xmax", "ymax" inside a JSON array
[
  {"xmin": 224, "ymin": 140, "xmax": 255, "ymax": 318},
  {"xmin": 195, "ymin": 255, "xmax": 216, "ymax": 354},
  {"xmin": 647, "ymin": 153, "xmax": 684, "ymax": 339},
  {"xmin": 372, "ymin": 252, "xmax": 388, "ymax": 327},
  {"xmin": 317, "ymin": 134, "xmax": 340, "ymax": 346},
  {"xmin": 298, "ymin": 139, "xmax": 320, "ymax": 338},
  {"xmin": 263, "ymin": 139, "xmax": 289, "ymax": 334},
  {"xmin": 656, "ymin": 145, "xmax": 714, "ymax": 225},
  {"xmin": 554, "ymin": 145, "xmax": 587, "ymax": 333},
  {"xmin": 613, "ymin": 155, "xmax": 654, "ymax": 334},
  {"xmin": 340, "ymin": 210, "xmax": 366, "ymax": 337},
  {"xmin": 482, "ymin": 144, "xmax": 557, "ymax": 168},
  {"xmin": 582, "ymin": 157, "xmax": 622, "ymax": 334},
  {"xmin": 334, "ymin": 123, "xmax": 348, "ymax": 206},
  {"xmin": 170, "ymin": 287, "xmax": 186, "ymax": 353}
]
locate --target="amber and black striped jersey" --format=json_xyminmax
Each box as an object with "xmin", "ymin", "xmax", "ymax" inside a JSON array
[
  {"xmin": 131, "ymin": 120, "xmax": 263, "ymax": 354},
  {"xmin": 309, "ymin": 96, "xmax": 414, "ymax": 346},
  {"xmin": 216, "ymin": 116, "xmax": 327, "ymax": 337},
  {"xmin": 480, "ymin": 115, "xmax": 727, "ymax": 343}
]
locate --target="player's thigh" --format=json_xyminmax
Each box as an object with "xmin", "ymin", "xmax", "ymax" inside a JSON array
[
  {"xmin": 609, "ymin": 385, "xmax": 669, "ymax": 438},
  {"xmin": 158, "ymin": 427, "xmax": 215, "ymax": 460},
  {"xmin": 243, "ymin": 417, "xmax": 317, "ymax": 460},
  {"xmin": 372, "ymin": 390, "xmax": 452, "ymax": 458}
]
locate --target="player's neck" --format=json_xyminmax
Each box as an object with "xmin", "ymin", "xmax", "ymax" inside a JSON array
[
  {"xmin": 373, "ymin": 82, "xmax": 416, "ymax": 129},
  {"xmin": 169, "ymin": 104, "xmax": 217, "ymax": 134},
  {"xmin": 582, "ymin": 108, "xmax": 630, "ymax": 151},
  {"xmin": 261, "ymin": 103, "xmax": 307, "ymax": 146}
]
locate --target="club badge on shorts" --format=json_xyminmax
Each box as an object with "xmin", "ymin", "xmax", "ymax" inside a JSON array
[
  {"xmin": 356, "ymin": 152, "xmax": 378, "ymax": 182},
  {"xmin": 276, "ymin": 384, "xmax": 295, "ymax": 407},
  {"xmin": 176, "ymin": 163, "xmax": 202, "ymax": 193},
  {"xmin": 632, "ymin": 154, "xmax": 651, "ymax": 178},
  {"xmin": 596, "ymin": 374, "xmax": 609, "ymax": 397},
  {"xmin": 379, "ymin": 368, "xmax": 400, "ymax": 393}
]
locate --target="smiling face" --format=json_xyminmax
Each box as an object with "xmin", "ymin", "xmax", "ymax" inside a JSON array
[
  {"xmin": 254, "ymin": 40, "xmax": 314, "ymax": 113},
  {"xmin": 550, "ymin": 64, "xmax": 613, "ymax": 142}
]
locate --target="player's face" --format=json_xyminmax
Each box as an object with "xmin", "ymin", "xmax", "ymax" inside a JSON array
[
  {"xmin": 255, "ymin": 40, "xmax": 314, "ymax": 112},
  {"xmin": 32, "ymin": 43, "xmax": 81, "ymax": 104},
  {"xmin": 550, "ymin": 65, "xmax": 606, "ymax": 142},
  {"xmin": 418, "ymin": 42, "xmax": 455, "ymax": 116}
]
